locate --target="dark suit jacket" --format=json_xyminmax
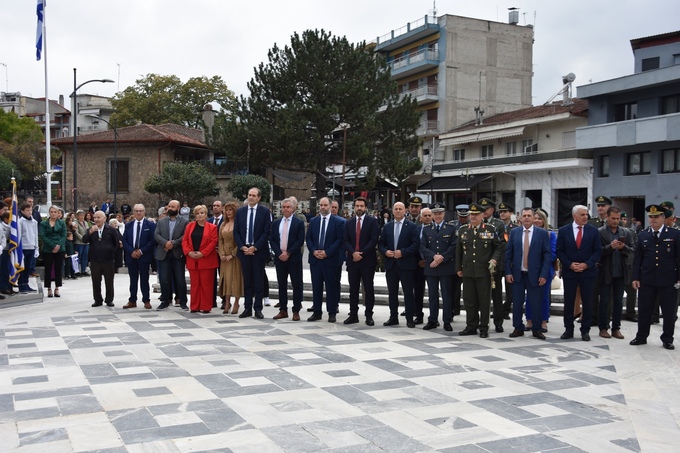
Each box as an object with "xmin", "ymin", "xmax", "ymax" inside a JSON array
[
  {"xmin": 421, "ymin": 223, "xmax": 458, "ymax": 276},
  {"xmin": 632, "ymin": 226, "xmax": 680, "ymax": 287},
  {"xmin": 379, "ymin": 219, "xmax": 419, "ymax": 271},
  {"xmin": 182, "ymin": 221, "xmax": 219, "ymax": 270},
  {"xmin": 270, "ymin": 215, "xmax": 305, "ymax": 262},
  {"xmin": 556, "ymin": 222, "xmax": 602, "ymax": 278},
  {"xmin": 306, "ymin": 214, "xmax": 344, "ymax": 267},
  {"xmin": 123, "ymin": 218, "xmax": 156, "ymax": 263},
  {"xmin": 598, "ymin": 225, "xmax": 635, "ymax": 284},
  {"xmin": 505, "ymin": 226, "xmax": 552, "ymax": 286},
  {"xmin": 82, "ymin": 224, "xmax": 120, "ymax": 262},
  {"xmin": 154, "ymin": 215, "xmax": 189, "ymax": 260},
  {"xmin": 344, "ymin": 215, "xmax": 379, "ymax": 269},
  {"xmin": 233, "ymin": 204, "xmax": 271, "ymax": 260}
]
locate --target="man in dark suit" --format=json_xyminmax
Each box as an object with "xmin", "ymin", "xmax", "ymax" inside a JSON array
[
  {"xmin": 556, "ymin": 204, "xmax": 602, "ymax": 341},
  {"xmin": 505, "ymin": 208, "xmax": 553, "ymax": 339},
  {"xmin": 306, "ymin": 197, "xmax": 344, "ymax": 322},
  {"xmin": 498, "ymin": 202, "xmax": 517, "ymax": 320},
  {"xmin": 234, "ymin": 188, "xmax": 272, "ymax": 319},
  {"xmin": 343, "ymin": 197, "xmax": 380, "ymax": 326},
  {"xmin": 401, "ymin": 196, "xmax": 424, "ymax": 320},
  {"xmin": 421, "ymin": 202, "xmax": 458, "ymax": 332},
  {"xmin": 379, "ymin": 201, "xmax": 420, "ymax": 327},
  {"xmin": 154, "ymin": 199, "xmax": 189, "ymax": 310},
  {"xmin": 270, "ymin": 197, "xmax": 305, "ymax": 321},
  {"xmin": 208, "ymin": 200, "xmax": 224, "ymax": 308},
  {"xmin": 630, "ymin": 204, "xmax": 680, "ymax": 350},
  {"xmin": 412, "ymin": 206, "xmax": 433, "ymax": 324},
  {"xmin": 122, "ymin": 204, "xmax": 157, "ymax": 309},
  {"xmin": 82, "ymin": 211, "xmax": 120, "ymax": 307}
]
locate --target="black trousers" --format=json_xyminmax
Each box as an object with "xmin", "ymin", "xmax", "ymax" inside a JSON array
[{"xmin": 91, "ymin": 261, "xmax": 115, "ymax": 304}]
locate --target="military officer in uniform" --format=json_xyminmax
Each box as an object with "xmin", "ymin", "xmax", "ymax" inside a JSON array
[
  {"xmin": 449, "ymin": 204, "xmax": 470, "ymax": 316},
  {"xmin": 406, "ymin": 196, "xmax": 423, "ymax": 222},
  {"xmin": 456, "ymin": 203, "xmax": 503, "ymax": 338},
  {"xmin": 402, "ymin": 196, "xmax": 425, "ymax": 321},
  {"xmin": 498, "ymin": 202, "xmax": 517, "ymax": 320},
  {"xmin": 630, "ymin": 204, "xmax": 680, "ymax": 350},
  {"xmin": 589, "ymin": 195, "xmax": 612, "ymax": 228},
  {"xmin": 420, "ymin": 202, "xmax": 457, "ymax": 331},
  {"xmin": 479, "ymin": 198, "xmax": 507, "ymax": 332}
]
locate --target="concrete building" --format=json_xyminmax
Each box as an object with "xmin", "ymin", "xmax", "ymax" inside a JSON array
[
  {"xmin": 372, "ymin": 11, "xmax": 534, "ymax": 192},
  {"xmin": 576, "ymin": 30, "xmax": 680, "ymax": 223},
  {"xmin": 0, "ymin": 91, "xmax": 70, "ymax": 139},
  {"xmin": 73, "ymin": 94, "xmax": 114, "ymax": 135}
]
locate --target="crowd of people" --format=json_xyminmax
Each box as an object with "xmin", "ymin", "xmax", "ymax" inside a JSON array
[{"xmin": 1, "ymin": 189, "xmax": 678, "ymax": 350}]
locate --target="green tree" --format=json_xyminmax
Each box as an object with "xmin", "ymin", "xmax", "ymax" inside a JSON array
[
  {"xmin": 0, "ymin": 109, "xmax": 46, "ymax": 186},
  {"xmin": 144, "ymin": 161, "xmax": 220, "ymax": 207},
  {"xmin": 226, "ymin": 174, "xmax": 271, "ymax": 202},
  {"xmin": 0, "ymin": 154, "xmax": 20, "ymax": 190},
  {"xmin": 221, "ymin": 29, "xmax": 419, "ymax": 196},
  {"xmin": 111, "ymin": 74, "xmax": 236, "ymax": 128}
]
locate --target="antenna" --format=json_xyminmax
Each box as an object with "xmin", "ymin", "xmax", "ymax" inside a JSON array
[
  {"xmin": 116, "ymin": 63, "xmax": 121, "ymax": 92},
  {"xmin": 543, "ymin": 73, "xmax": 576, "ymax": 106},
  {"xmin": 0, "ymin": 62, "xmax": 7, "ymax": 92},
  {"xmin": 429, "ymin": 1, "xmax": 437, "ymax": 22},
  {"xmin": 474, "ymin": 71, "xmax": 485, "ymax": 125}
]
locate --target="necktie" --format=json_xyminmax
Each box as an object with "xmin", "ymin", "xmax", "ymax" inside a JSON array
[
  {"xmin": 281, "ymin": 218, "xmax": 289, "ymax": 252},
  {"xmin": 436, "ymin": 224, "xmax": 440, "ymax": 233},
  {"xmin": 576, "ymin": 225, "xmax": 583, "ymax": 248},
  {"xmin": 654, "ymin": 230, "xmax": 659, "ymax": 242},
  {"xmin": 247, "ymin": 208, "xmax": 254, "ymax": 244},
  {"xmin": 135, "ymin": 221, "xmax": 142, "ymax": 249},
  {"xmin": 319, "ymin": 216, "xmax": 326, "ymax": 247},
  {"xmin": 355, "ymin": 217, "xmax": 361, "ymax": 251},
  {"xmin": 523, "ymin": 229, "xmax": 530, "ymax": 269},
  {"xmin": 395, "ymin": 221, "xmax": 402, "ymax": 246}
]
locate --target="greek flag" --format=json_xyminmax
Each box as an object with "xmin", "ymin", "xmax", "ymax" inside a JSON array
[
  {"xmin": 8, "ymin": 179, "xmax": 24, "ymax": 285},
  {"xmin": 36, "ymin": 0, "xmax": 44, "ymax": 61}
]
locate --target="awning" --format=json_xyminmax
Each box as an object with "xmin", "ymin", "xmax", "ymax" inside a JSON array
[
  {"xmin": 270, "ymin": 169, "xmax": 307, "ymax": 182},
  {"xmin": 439, "ymin": 126, "xmax": 525, "ymax": 147},
  {"xmin": 418, "ymin": 173, "xmax": 492, "ymax": 192}
]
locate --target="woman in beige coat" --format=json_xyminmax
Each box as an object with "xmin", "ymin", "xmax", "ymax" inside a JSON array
[{"xmin": 218, "ymin": 201, "xmax": 244, "ymax": 314}]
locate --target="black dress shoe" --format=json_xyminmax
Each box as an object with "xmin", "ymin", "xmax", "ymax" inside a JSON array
[
  {"xmin": 414, "ymin": 316, "xmax": 424, "ymax": 325},
  {"xmin": 307, "ymin": 313, "xmax": 322, "ymax": 322},
  {"xmin": 533, "ymin": 331, "xmax": 546, "ymax": 340},
  {"xmin": 91, "ymin": 302, "xmax": 103, "ymax": 307},
  {"xmin": 423, "ymin": 322, "xmax": 438, "ymax": 330},
  {"xmin": 560, "ymin": 331, "xmax": 574, "ymax": 340},
  {"xmin": 581, "ymin": 333, "xmax": 591, "ymax": 342},
  {"xmin": 406, "ymin": 321, "xmax": 415, "ymax": 328},
  {"xmin": 630, "ymin": 338, "xmax": 647, "ymax": 346},
  {"xmin": 443, "ymin": 323, "xmax": 453, "ymax": 332},
  {"xmin": 383, "ymin": 318, "xmax": 399, "ymax": 326},
  {"xmin": 663, "ymin": 342, "xmax": 675, "ymax": 350},
  {"xmin": 495, "ymin": 326, "xmax": 504, "ymax": 333},
  {"xmin": 652, "ymin": 316, "xmax": 660, "ymax": 324},
  {"xmin": 479, "ymin": 331, "xmax": 489, "ymax": 338},
  {"xmin": 365, "ymin": 317, "xmax": 375, "ymax": 326},
  {"xmin": 239, "ymin": 310, "xmax": 253, "ymax": 318},
  {"xmin": 307, "ymin": 307, "xmax": 315, "ymax": 312},
  {"xmin": 343, "ymin": 316, "xmax": 359, "ymax": 325},
  {"xmin": 504, "ymin": 314, "xmax": 511, "ymax": 320},
  {"xmin": 509, "ymin": 329, "xmax": 524, "ymax": 338},
  {"xmin": 459, "ymin": 328, "xmax": 477, "ymax": 336},
  {"xmin": 328, "ymin": 314, "xmax": 336, "ymax": 323},
  {"xmin": 220, "ymin": 302, "xmax": 226, "ymax": 310},
  {"xmin": 105, "ymin": 302, "xmax": 114, "ymax": 307},
  {"xmin": 156, "ymin": 303, "xmax": 170, "ymax": 311},
  {"xmin": 254, "ymin": 311, "xmax": 264, "ymax": 319},
  {"xmin": 626, "ymin": 315, "xmax": 638, "ymax": 322},
  {"xmin": 190, "ymin": 310, "xmax": 199, "ymax": 313},
  {"xmin": 400, "ymin": 310, "xmax": 406, "ymax": 317}
]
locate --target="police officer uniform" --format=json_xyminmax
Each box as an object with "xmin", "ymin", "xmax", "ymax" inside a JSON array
[
  {"xmin": 497, "ymin": 202, "xmax": 517, "ymax": 320},
  {"xmin": 630, "ymin": 204, "xmax": 680, "ymax": 350},
  {"xmin": 449, "ymin": 204, "xmax": 470, "ymax": 316},
  {"xmin": 456, "ymin": 203, "xmax": 503, "ymax": 337},
  {"xmin": 479, "ymin": 198, "xmax": 506, "ymax": 332},
  {"xmin": 420, "ymin": 202, "xmax": 457, "ymax": 331}
]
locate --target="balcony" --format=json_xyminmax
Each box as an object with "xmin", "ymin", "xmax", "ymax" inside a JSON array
[
  {"xmin": 389, "ymin": 48, "xmax": 440, "ymax": 79},
  {"xmin": 403, "ymin": 84, "xmax": 438, "ymax": 105},
  {"xmin": 576, "ymin": 112, "xmax": 680, "ymax": 149},
  {"xmin": 375, "ymin": 15, "xmax": 440, "ymax": 52},
  {"xmin": 417, "ymin": 120, "xmax": 439, "ymax": 137}
]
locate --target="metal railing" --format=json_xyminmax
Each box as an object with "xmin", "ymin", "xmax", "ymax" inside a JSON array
[
  {"xmin": 376, "ymin": 14, "xmax": 437, "ymax": 45},
  {"xmin": 390, "ymin": 48, "xmax": 439, "ymax": 71}
]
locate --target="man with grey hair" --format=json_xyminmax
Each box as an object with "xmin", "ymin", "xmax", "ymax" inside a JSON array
[{"xmin": 83, "ymin": 211, "xmax": 120, "ymax": 307}]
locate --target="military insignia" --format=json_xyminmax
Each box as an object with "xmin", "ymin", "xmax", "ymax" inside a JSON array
[{"xmin": 650, "ymin": 206, "xmax": 657, "ymax": 213}]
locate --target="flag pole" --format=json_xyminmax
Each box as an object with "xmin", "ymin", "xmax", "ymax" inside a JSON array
[{"xmin": 42, "ymin": 0, "xmax": 52, "ymax": 207}]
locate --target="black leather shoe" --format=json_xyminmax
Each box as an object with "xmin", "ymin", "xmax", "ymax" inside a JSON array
[
  {"xmin": 383, "ymin": 318, "xmax": 399, "ymax": 327},
  {"xmin": 581, "ymin": 333, "xmax": 591, "ymax": 342},
  {"xmin": 479, "ymin": 331, "xmax": 489, "ymax": 338},
  {"xmin": 365, "ymin": 317, "xmax": 375, "ymax": 326},
  {"xmin": 459, "ymin": 328, "xmax": 477, "ymax": 336},
  {"xmin": 663, "ymin": 342, "xmax": 675, "ymax": 350},
  {"xmin": 626, "ymin": 315, "xmax": 638, "ymax": 322},
  {"xmin": 629, "ymin": 338, "xmax": 647, "ymax": 346},
  {"xmin": 105, "ymin": 302, "xmax": 114, "ymax": 307},
  {"xmin": 423, "ymin": 322, "xmax": 438, "ymax": 330},
  {"xmin": 254, "ymin": 311, "xmax": 264, "ymax": 319},
  {"xmin": 406, "ymin": 321, "xmax": 415, "ymax": 328},
  {"xmin": 400, "ymin": 310, "xmax": 406, "ymax": 317},
  {"xmin": 495, "ymin": 326, "xmax": 504, "ymax": 333},
  {"xmin": 560, "ymin": 331, "xmax": 574, "ymax": 340},
  {"xmin": 239, "ymin": 310, "xmax": 253, "ymax": 319},
  {"xmin": 307, "ymin": 313, "xmax": 322, "ymax": 322},
  {"xmin": 307, "ymin": 307, "xmax": 315, "ymax": 312},
  {"xmin": 343, "ymin": 316, "xmax": 359, "ymax": 325},
  {"xmin": 533, "ymin": 331, "xmax": 546, "ymax": 340},
  {"xmin": 328, "ymin": 314, "xmax": 336, "ymax": 323},
  {"xmin": 504, "ymin": 314, "xmax": 511, "ymax": 320},
  {"xmin": 414, "ymin": 316, "xmax": 424, "ymax": 325},
  {"xmin": 443, "ymin": 323, "xmax": 453, "ymax": 332},
  {"xmin": 509, "ymin": 329, "xmax": 524, "ymax": 338},
  {"xmin": 91, "ymin": 302, "xmax": 103, "ymax": 307},
  {"xmin": 156, "ymin": 303, "xmax": 170, "ymax": 311}
]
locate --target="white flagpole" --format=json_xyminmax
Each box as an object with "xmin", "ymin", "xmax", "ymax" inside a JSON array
[{"xmin": 43, "ymin": 0, "xmax": 52, "ymax": 207}]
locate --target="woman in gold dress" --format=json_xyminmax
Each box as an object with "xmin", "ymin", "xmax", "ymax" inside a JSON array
[{"xmin": 218, "ymin": 201, "xmax": 244, "ymax": 314}]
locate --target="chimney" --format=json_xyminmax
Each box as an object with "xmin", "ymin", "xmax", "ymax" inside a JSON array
[
  {"xmin": 59, "ymin": 94, "xmax": 64, "ymax": 106},
  {"xmin": 508, "ymin": 7, "xmax": 519, "ymax": 25}
]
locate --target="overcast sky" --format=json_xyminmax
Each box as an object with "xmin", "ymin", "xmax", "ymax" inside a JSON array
[{"xmin": 1, "ymin": 0, "xmax": 678, "ymax": 110}]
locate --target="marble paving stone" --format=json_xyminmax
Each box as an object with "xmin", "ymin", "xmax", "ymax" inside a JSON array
[{"xmin": 19, "ymin": 427, "xmax": 68, "ymax": 445}]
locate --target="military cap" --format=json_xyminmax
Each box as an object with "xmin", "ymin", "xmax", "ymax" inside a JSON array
[
  {"xmin": 665, "ymin": 209, "xmax": 673, "ymax": 218},
  {"xmin": 407, "ymin": 196, "xmax": 423, "ymax": 206},
  {"xmin": 645, "ymin": 204, "xmax": 667, "ymax": 217},
  {"xmin": 660, "ymin": 201, "xmax": 675, "ymax": 210},
  {"xmin": 595, "ymin": 195, "xmax": 612, "ymax": 206},
  {"xmin": 478, "ymin": 198, "xmax": 496, "ymax": 208},
  {"xmin": 468, "ymin": 203, "xmax": 485, "ymax": 215},
  {"xmin": 497, "ymin": 202, "xmax": 514, "ymax": 212},
  {"xmin": 620, "ymin": 211, "xmax": 628, "ymax": 218},
  {"xmin": 455, "ymin": 204, "xmax": 470, "ymax": 217},
  {"xmin": 430, "ymin": 202, "xmax": 446, "ymax": 212}
]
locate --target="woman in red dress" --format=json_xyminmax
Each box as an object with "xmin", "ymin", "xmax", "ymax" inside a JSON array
[{"xmin": 182, "ymin": 205, "xmax": 218, "ymax": 313}]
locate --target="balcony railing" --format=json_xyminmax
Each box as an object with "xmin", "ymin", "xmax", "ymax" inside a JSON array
[
  {"xmin": 417, "ymin": 120, "xmax": 439, "ymax": 136},
  {"xmin": 390, "ymin": 48, "xmax": 439, "ymax": 71},
  {"xmin": 375, "ymin": 14, "xmax": 438, "ymax": 46}
]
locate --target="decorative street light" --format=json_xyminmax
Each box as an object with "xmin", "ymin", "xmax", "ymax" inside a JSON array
[
  {"xmin": 70, "ymin": 68, "xmax": 114, "ymax": 210},
  {"xmin": 86, "ymin": 115, "xmax": 118, "ymax": 213}
]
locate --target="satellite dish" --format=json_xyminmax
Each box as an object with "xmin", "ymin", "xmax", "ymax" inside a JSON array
[{"xmin": 562, "ymin": 73, "xmax": 576, "ymax": 84}]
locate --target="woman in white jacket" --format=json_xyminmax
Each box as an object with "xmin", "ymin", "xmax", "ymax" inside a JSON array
[{"xmin": 18, "ymin": 202, "xmax": 39, "ymax": 293}]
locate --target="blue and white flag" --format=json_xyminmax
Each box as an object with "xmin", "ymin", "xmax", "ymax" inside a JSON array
[
  {"xmin": 8, "ymin": 178, "xmax": 24, "ymax": 286},
  {"xmin": 36, "ymin": 0, "xmax": 44, "ymax": 61}
]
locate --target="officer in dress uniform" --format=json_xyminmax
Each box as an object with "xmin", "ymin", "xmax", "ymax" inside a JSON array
[
  {"xmin": 498, "ymin": 202, "xmax": 517, "ymax": 320},
  {"xmin": 456, "ymin": 203, "xmax": 503, "ymax": 338},
  {"xmin": 629, "ymin": 204, "xmax": 680, "ymax": 350},
  {"xmin": 449, "ymin": 204, "xmax": 470, "ymax": 316},
  {"xmin": 589, "ymin": 196, "xmax": 612, "ymax": 228},
  {"xmin": 403, "ymin": 196, "xmax": 426, "ymax": 322},
  {"xmin": 420, "ymin": 202, "xmax": 457, "ymax": 331},
  {"xmin": 479, "ymin": 198, "xmax": 507, "ymax": 332}
]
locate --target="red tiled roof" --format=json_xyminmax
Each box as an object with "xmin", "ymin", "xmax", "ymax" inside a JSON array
[
  {"xmin": 51, "ymin": 123, "xmax": 207, "ymax": 148},
  {"xmin": 444, "ymin": 99, "xmax": 588, "ymax": 134},
  {"xmin": 630, "ymin": 30, "xmax": 680, "ymax": 50}
]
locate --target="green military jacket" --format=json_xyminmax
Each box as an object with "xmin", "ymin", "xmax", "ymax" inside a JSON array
[{"xmin": 456, "ymin": 222, "xmax": 502, "ymax": 278}]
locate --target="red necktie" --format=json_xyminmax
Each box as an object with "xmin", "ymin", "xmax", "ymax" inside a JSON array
[
  {"xmin": 355, "ymin": 217, "xmax": 361, "ymax": 251},
  {"xmin": 576, "ymin": 226, "xmax": 583, "ymax": 249}
]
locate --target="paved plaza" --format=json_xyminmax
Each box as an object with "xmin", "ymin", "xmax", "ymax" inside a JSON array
[{"xmin": 1, "ymin": 269, "xmax": 679, "ymax": 452}]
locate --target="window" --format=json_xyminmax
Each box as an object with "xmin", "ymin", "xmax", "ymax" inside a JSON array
[
  {"xmin": 599, "ymin": 155, "xmax": 610, "ymax": 177},
  {"xmin": 662, "ymin": 149, "xmax": 680, "ymax": 173},
  {"xmin": 505, "ymin": 142, "xmax": 516, "ymax": 156},
  {"xmin": 454, "ymin": 148, "xmax": 465, "ymax": 162},
  {"xmin": 481, "ymin": 144, "xmax": 493, "ymax": 159},
  {"xmin": 675, "ymin": 54, "xmax": 680, "ymax": 65},
  {"xmin": 627, "ymin": 152, "xmax": 651, "ymax": 175},
  {"xmin": 108, "ymin": 159, "xmax": 129, "ymax": 192},
  {"xmin": 522, "ymin": 139, "xmax": 537, "ymax": 154},
  {"xmin": 662, "ymin": 94, "xmax": 680, "ymax": 115},
  {"xmin": 641, "ymin": 57, "xmax": 660, "ymax": 71},
  {"xmin": 615, "ymin": 102, "xmax": 637, "ymax": 122}
]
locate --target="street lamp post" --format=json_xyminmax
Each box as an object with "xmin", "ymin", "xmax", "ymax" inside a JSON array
[
  {"xmin": 86, "ymin": 115, "xmax": 118, "ymax": 213},
  {"xmin": 70, "ymin": 68, "xmax": 114, "ymax": 211}
]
